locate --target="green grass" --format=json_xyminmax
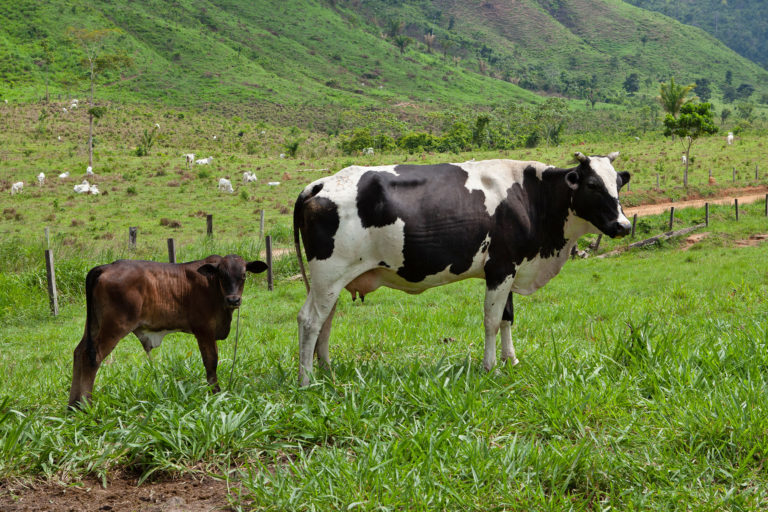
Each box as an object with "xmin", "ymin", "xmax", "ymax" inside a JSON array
[{"xmin": 1, "ymin": 199, "xmax": 768, "ymax": 508}]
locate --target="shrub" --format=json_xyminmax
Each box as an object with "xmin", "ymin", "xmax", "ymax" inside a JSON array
[
  {"xmin": 397, "ymin": 132, "xmax": 435, "ymax": 153},
  {"xmin": 339, "ymin": 128, "xmax": 374, "ymax": 155}
]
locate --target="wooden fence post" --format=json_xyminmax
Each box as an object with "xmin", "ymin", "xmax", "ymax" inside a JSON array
[
  {"xmin": 735, "ymin": 198, "xmax": 739, "ymax": 221},
  {"xmin": 765, "ymin": 194, "xmax": 767, "ymax": 217},
  {"xmin": 129, "ymin": 226, "xmax": 137, "ymax": 247},
  {"xmin": 167, "ymin": 238, "xmax": 176, "ymax": 263},
  {"xmin": 259, "ymin": 209, "xmax": 265, "ymax": 240},
  {"xmin": 592, "ymin": 234, "xmax": 603, "ymax": 253},
  {"xmin": 669, "ymin": 207, "xmax": 675, "ymax": 231},
  {"xmin": 206, "ymin": 214, "xmax": 213, "ymax": 237},
  {"xmin": 631, "ymin": 213, "xmax": 637, "ymax": 238},
  {"xmin": 265, "ymin": 235, "xmax": 274, "ymax": 291},
  {"xmin": 705, "ymin": 202, "xmax": 709, "ymax": 227},
  {"xmin": 44, "ymin": 249, "xmax": 59, "ymax": 316},
  {"xmin": 733, "ymin": 167, "xmax": 736, "ymax": 183},
  {"xmin": 756, "ymin": 164, "xmax": 759, "ymax": 180},
  {"xmin": 656, "ymin": 173, "xmax": 660, "ymax": 189},
  {"xmin": 44, "ymin": 227, "xmax": 50, "ymax": 249}
]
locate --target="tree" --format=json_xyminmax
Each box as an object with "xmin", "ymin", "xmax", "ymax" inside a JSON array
[
  {"xmin": 386, "ymin": 19, "xmax": 404, "ymax": 38},
  {"xmin": 393, "ymin": 35, "xmax": 411, "ymax": 56},
  {"xmin": 623, "ymin": 73, "xmax": 640, "ymax": 95},
  {"xmin": 693, "ymin": 78, "xmax": 711, "ymax": 102},
  {"xmin": 423, "ymin": 33, "xmax": 435, "ymax": 53},
  {"xmin": 663, "ymin": 102, "xmax": 718, "ymax": 187},
  {"xmin": 36, "ymin": 39, "xmax": 55, "ymax": 103},
  {"xmin": 68, "ymin": 28, "xmax": 132, "ymax": 168},
  {"xmin": 720, "ymin": 108, "xmax": 731, "ymax": 125},
  {"xmin": 658, "ymin": 78, "xmax": 696, "ymax": 118}
]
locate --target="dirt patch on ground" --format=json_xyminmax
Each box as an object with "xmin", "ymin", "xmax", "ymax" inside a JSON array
[
  {"xmin": 0, "ymin": 473, "xmax": 236, "ymax": 512},
  {"xmin": 625, "ymin": 186, "xmax": 768, "ymax": 217},
  {"xmin": 681, "ymin": 232, "xmax": 710, "ymax": 251},
  {"xmin": 735, "ymin": 234, "xmax": 768, "ymax": 247}
]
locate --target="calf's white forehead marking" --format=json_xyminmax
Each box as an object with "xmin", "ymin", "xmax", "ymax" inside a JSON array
[{"xmin": 590, "ymin": 157, "xmax": 620, "ymax": 197}]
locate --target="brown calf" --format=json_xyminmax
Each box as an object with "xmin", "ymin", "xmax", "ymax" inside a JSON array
[{"xmin": 69, "ymin": 254, "xmax": 267, "ymax": 408}]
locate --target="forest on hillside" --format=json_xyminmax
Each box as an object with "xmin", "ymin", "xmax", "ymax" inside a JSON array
[{"xmin": 625, "ymin": 0, "xmax": 768, "ymax": 70}]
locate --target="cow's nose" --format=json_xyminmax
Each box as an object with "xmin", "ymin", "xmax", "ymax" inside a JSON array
[
  {"xmin": 613, "ymin": 220, "xmax": 631, "ymax": 238},
  {"xmin": 226, "ymin": 296, "xmax": 241, "ymax": 307}
]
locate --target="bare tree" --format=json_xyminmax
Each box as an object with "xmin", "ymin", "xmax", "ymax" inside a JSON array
[
  {"xmin": 67, "ymin": 28, "xmax": 132, "ymax": 168},
  {"xmin": 423, "ymin": 33, "xmax": 435, "ymax": 53}
]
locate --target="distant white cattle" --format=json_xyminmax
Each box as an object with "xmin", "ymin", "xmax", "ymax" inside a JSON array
[
  {"xmin": 154, "ymin": 123, "xmax": 160, "ymax": 130},
  {"xmin": 89, "ymin": 184, "xmax": 100, "ymax": 195},
  {"xmin": 86, "ymin": 166, "xmax": 94, "ymax": 176},
  {"xmin": 218, "ymin": 178, "xmax": 234, "ymax": 193},
  {"xmin": 363, "ymin": 147, "xmax": 374, "ymax": 156},
  {"xmin": 37, "ymin": 172, "xmax": 45, "ymax": 186},
  {"xmin": 10, "ymin": 181, "xmax": 23, "ymax": 195},
  {"xmin": 268, "ymin": 181, "xmax": 280, "ymax": 186},
  {"xmin": 727, "ymin": 132, "xmax": 734, "ymax": 145},
  {"xmin": 242, "ymin": 171, "xmax": 258, "ymax": 184},
  {"xmin": 681, "ymin": 154, "xmax": 687, "ymax": 165},
  {"xmin": 74, "ymin": 180, "xmax": 91, "ymax": 194},
  {"xmin": 196, "ymin": 156, "xmax": 213, "ymax": 165},
  {"xmin": 184, "ymin": 153, "xmax": 195, "ymax": 167},
  {"xmin": 59, "ymin": 171, "xmax": 70, "ymax": 179}
]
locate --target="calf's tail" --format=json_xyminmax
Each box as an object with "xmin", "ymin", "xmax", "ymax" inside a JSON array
[{"xmin": 83, "ymin": 266, "xmax": 104, "ymax": 366}]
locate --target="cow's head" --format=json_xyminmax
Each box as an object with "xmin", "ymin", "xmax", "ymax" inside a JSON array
[
  {"xmin": 198, "ymin": 255, "xmax": 268, "ymax": 308},
  {"xmin": 566, "ymin": 152, "xmax": 631, "ymax": 238}
]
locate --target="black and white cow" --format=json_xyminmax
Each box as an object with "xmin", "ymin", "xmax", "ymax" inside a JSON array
[{"xmin": 293, "ymin": 152, "xmax": 630, "ymax": 385}]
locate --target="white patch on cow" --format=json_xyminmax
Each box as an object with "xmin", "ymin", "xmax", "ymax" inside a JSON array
[
  {"xmin": 134, "ymin": 329, "xmax": 178, "ymax": 352},
  {"xmin": 459, "ymin": 159, "xmax": 550, "ymax": 216}
]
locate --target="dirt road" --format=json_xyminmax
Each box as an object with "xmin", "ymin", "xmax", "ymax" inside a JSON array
[{"xmin": 624, "ymin": 186, "xmax": 768, "ymax": 217}]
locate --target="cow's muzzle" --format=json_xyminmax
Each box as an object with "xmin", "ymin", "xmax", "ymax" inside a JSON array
[
  {"xmin": 608, "ymin": 220, "xmax": 632, "ymax": 239},
  {"xmin": 226, "ymin": 296, "xmax": 242, "ymax": 308}
]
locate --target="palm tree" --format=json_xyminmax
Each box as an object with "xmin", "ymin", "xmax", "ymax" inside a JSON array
[
  {"xmin": 658, "ymin": 78, "xmax": 696, "ymax": 117},
  {"xmin": 394, "ymin": 35, "xmax": 411, "ymax": 56},
  {"xmin": 423, "ymin": 33, "xmax": 435, "ymax": 53}
]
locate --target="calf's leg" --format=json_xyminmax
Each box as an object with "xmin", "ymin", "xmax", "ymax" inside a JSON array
[
  {"xmin": 195, "ymin": 333, "xmax": 220, "ymax": 393},
  {"xmin": 69, "ymin": 321, "xmax": 131, "ymax": 408}
]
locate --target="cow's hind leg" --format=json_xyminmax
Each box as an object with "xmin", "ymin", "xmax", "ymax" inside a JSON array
[
  {"xmin": 482, "ymin": 279, "xmax": 514, "ymax": 372},
  {"xmin": 69, "ymin": 322, "xmax": 131, "ymax": 408},
  {"xmin": 298, "ymin": 285, "xmax": 342, "ymax": 386},
  {"xmin": 314, "ymin": 301, "xmax": 337, "ymax": 370},
  {"xmin": 500, "ymin": 293, "xmax": 519, "ymax": 366}
]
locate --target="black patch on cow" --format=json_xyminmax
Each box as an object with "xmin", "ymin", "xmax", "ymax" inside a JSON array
[
  {"xmin": 299, "ymin": 191, "xmax": 340, "ymax": 261},
  {"xmin": 84, "ymin": 266, "xmax": 105, "ymax": 366},
  {"xmin": 484, "ymin": 166, "xmax": 572, "ymax": 289},
  {"xmin": 356, "ymin": 164, "xmax": 490, "ymax": 283},
  {"xmin": 378, "ymin": 261, "xmax": 390, "ymax": 268},
  {"xmin": 502, "ymin": 293, "xmax": 514, "ymax": 322}
]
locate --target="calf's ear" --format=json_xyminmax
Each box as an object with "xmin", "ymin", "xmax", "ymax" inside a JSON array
[
  {"xmin": 246, "ymin": 261, "xmax": 268, "ymax": 274},
  {"xmin": 198, "ymin": 263, "xmax": 218, "ymax": 277}
]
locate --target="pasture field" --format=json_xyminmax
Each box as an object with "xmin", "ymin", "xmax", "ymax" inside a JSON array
[
  {"xmin": 1, "ymin": 197, "xmax": 768, "ymax": 509},
  {"xmin": 2, "ymin": 101, "xmax": 768, "ymax": 508}
]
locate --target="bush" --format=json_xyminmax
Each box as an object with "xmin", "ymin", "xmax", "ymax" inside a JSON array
[
  {"xmin": 397, "ymin": 132, "xmax": 435, "ymax": 153},
  {"xmin": 340, "ymin": 128, "xmax": 374, "ymax": 155}
]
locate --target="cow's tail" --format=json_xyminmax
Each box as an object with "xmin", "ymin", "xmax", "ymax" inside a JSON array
[
  {"xmin": 293, "ymin": 190, "xmax": 311, "ymax": 293},
  {"xmin": 83, "ymin": 266, "xmax": 103, "ymax": 366}
]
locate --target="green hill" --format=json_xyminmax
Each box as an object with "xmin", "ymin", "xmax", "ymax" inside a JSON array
[
  {"xmin": 626, "ymin": 0, "xmax": 768, "ymax": 71},
  {"xmin": 1, "ymin": 0, "xmax": 767, "ymax": 109}
]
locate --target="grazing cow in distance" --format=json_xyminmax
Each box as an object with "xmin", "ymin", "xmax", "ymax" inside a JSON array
[
  {"xmin": 10, "ymin": 181, "xmax": 23, "ymax": 195},
  {"xmin": 218, "ymin": 178, "xmax": 234, "ymax": 193},
  {"xmin": 68, "ymin": 255, "xmax": 268, "ymax": 407},
  {"xmin": 727, "ymin": 132, "xmax": 734, "ymax": 145},
  {"xmin": 196, "ymin": 156, "xmax": 213, "ymax": 165},
  {"xmin": 293, "ymin": 152, "xmax": 631, "ymax": 385},
  {"xmin": 184, "ymin": 153, "xmax": 195, "ymax": 168}
]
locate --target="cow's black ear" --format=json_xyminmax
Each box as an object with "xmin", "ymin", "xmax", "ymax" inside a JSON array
[
  {"xmin": 618, "ymin": 171, "xmax": 631, "ymax": 189},
  {"xmin": 198, "ymin": 263, "xmax": 218, "ymax": 277},
  {"xmin": 246, "ymin": 261, "xmax": 268, "ymax": 274},
  {"xmin": 565, "ymin": 170, "xmax": 580, "ymax": 190}
]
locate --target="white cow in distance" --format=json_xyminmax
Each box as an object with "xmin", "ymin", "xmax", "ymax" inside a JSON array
[
  {"xmin": 218, "ymin": 178, "xmax": 234, "ymax": 193},
  {"xmin": 86, "ymin": 166, "xmax": 94, "ymax": 176},
  {"xmin": 727, "ymin": 132, "xmax": 734, "ymax": 145},
  {"xmin": 59, "ymin": 171, "xmax": 70, "ymax": 179},
  {"xmin": 681, "ymin": 154, "xmax": 687, "ymax": 165},
  {"xmin": 74, "ymin": 180, "xmax": 91, "ymax": 194},
  {"xmin": 184, "ymin": 153, "xmax": 195, "ymax": 167},
  {"xmin": 242, "ymin": 171, "xmax": 257, "ymax": 184},
  {"xmin": 10, "ymin": 182, "xmax": 23, "ymax": 195},
  {"xmin": 37, "ymin": 173, "xmax": 45, "ymax": 186},
  {"xmin": 196, "ymin": 156, "xmax": 213, "ymax": 165}
]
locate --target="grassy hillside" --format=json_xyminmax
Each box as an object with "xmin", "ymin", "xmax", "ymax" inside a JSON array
[
  {"xmin": 626, "ymin": 0, "xmax": 768, "ymax": 71},
  {"xmin": 1, "ymin": 0, "xmax": 767, "ymax": 109}
]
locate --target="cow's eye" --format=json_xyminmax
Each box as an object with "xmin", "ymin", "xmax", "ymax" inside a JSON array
[{"xmin": 587, "ymin": 181, "xmax": 600, "ymax": 190}]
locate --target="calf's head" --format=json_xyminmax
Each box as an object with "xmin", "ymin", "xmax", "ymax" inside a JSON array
[
  {"xmin": 566, "ymin": 151, "xmax": 631, "ymax": 238},
  {"xmin": 198, "ymin": 255, "xmax": 268, "ymax": 308}
]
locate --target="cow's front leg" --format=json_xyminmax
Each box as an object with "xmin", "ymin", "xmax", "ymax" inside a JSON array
[
  {"xmin": 195, "ymin": 333, "xmax": 220, "ymax": 393},
  {"xmin": 500, "ymin": 292, "xmax": 519, "ymax": 365},
  {"xmin": 483, "ymin": 281, "xmax": 513, "ymax": 372}
]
